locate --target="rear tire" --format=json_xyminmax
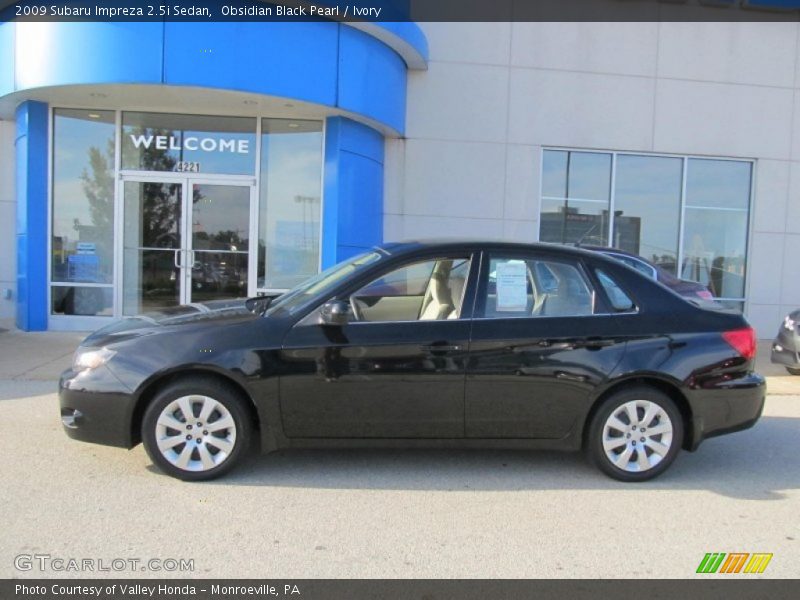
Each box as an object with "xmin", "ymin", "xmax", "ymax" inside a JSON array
[
  {"xmin": 142, "ymin": 377, "xmax": 253, "ymax": 481},
  {"xmin": 786, "ymin": 367, "xmax": 800, "ymax": 376},
  {"xmin": 587, "ymin": 386, "xmax": 683, "ymax": 482}
]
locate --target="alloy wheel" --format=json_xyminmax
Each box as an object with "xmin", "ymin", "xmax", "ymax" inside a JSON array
[
  {"xmin": 155, "ymin": 395, "xmax": 237, "ymax": 472},
  {"xmin": 601, "ymin": 400, "xmax": 674, "ymax": 473}
]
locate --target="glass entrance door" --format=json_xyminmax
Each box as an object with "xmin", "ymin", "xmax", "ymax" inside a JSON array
[
  {"xmin": 121, "ymin": 177, "xmax": 254, "ymax": 315},
  {"xmin": 188, "ymin": 182, "xmax": 251, "ymax": 305},
  {"xmin": 122, "ymin": 179, "xmax": 183, "ymax": 315}
]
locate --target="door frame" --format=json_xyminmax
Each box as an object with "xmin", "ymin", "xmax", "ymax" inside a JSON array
[{"xmin": 116, "ymin": 171, "xmax": 257, "ymax": 316}]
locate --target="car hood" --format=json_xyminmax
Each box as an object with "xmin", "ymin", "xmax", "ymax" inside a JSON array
[{"xmin": 81, "ymin": 299, "xmax": 259, "ymax": 348}]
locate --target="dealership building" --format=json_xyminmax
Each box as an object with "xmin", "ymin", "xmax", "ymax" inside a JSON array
[{"xmin": 1, "ymin": 5, "xmax": 800, "ymax": 337}]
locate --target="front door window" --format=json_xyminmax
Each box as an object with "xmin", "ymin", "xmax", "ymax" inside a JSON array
[{"xmin": 350, "ymin": 258, "xmax": 471, "ymax": 322}]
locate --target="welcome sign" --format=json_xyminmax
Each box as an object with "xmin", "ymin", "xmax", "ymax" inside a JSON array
[
  {"xmin": 128, "ymin": 134, "xmax": 251, "ymax": 155},
  {"xmin": 121, "ymin": 115, "xmax": 258, "ymax": 175}
]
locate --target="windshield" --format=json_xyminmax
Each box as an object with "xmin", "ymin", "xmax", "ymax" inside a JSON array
[{"xmin": 265, "ymin": 251, "xmax": 384, "ymax": 315}]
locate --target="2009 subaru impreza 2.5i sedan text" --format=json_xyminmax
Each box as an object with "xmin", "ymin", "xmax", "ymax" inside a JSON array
[{"xmin": 59, "ymin": 241, "xmax": 766, "ymax": 482}]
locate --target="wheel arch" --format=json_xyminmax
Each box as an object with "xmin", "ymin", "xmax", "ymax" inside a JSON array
[
  {"xmin": 130, "ymin": 367, "xmax": 260, "ymax": 446},
  {"xmin": 581, "ymin": 376, "xmax": 694, "ymax": 451}
]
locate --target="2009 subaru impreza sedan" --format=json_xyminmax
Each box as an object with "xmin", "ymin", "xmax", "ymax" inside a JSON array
[{"xmin": 60, "ymin": 241, "xmax": 765, "ymax": 482}]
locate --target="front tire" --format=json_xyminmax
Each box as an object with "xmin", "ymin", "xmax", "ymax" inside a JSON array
[
  {"xmin": 587, "ymin": 386, "xmax": 684, "ymax": 482},
  {"xmin": 142, "ymin": 377, "xmax": 253, "ymax": 481}
]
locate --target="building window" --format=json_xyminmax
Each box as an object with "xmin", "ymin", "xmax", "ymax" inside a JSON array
[
  {"xmin": 541, "ymin": 150, "xmax": 611, "ymax": 247},
  {"xmin": 540, "ymin": 149, "xmax": 752, "ymax": 310},
  {"xmin": 51, "ymin": 108, "xmax": 326, "ymax": 318},
  {"xmin": 682, "ymin": 159, "xmax": 750, "ymax": 305},
  {"xmin": 51, "ymin": 109, "xmax": 116, "ymax": 316},
  {"xmin": 258, "ymin": 119, "xmax": 323, "ymax": 291},
  {"xmin": 614, "ymin": 155, "xmax": 682, "ymax": 275}
]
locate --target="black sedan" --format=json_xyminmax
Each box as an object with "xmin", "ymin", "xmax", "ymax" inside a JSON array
[
  {"xmin": 60, "ymin": 241, "xmax": 765, "ymax": 482},
  {"xmin": 771, "ymin": 309, "xmax": 800, "ymax": 375}
]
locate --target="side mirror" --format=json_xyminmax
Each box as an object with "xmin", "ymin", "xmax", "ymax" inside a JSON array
[{"xmin": 319, "ymin": 300, "xmax": 352, "ymax": 326}]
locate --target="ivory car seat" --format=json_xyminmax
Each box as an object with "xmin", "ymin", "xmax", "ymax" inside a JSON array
[
  {"xmin": 446, "ymin": 275, "xmax": 467, "ymax": 319},
  {"xmin": 419, "ymin": 263, "xmax": 455, "ymax": 320}
]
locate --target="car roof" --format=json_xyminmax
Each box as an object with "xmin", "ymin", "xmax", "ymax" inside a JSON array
[
  {"xmin": 579, "ymin": 245, "xmax": 644, "ymax": 260},
  {"xmin": 378, "ymin": 239, "xmax": 609, "ymax": 260}
]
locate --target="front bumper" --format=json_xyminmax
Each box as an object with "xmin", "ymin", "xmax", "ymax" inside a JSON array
[
  {"xmin": 59, "ymin": 366, "xmax": 136, "ymax": 448},
  {"xmin": 686, "ymin": 372, "xmax": 766, "ymax": 450},
  {"xmin": 771, "ymin": 327, "xmax": 800, "ymax": 368}
]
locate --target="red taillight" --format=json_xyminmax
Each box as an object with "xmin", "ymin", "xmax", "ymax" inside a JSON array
[
  {"xmin": 696, "ymin": 289, "xmax": 714, "ymax": 301},
  {"xmin": 722, "ymin": 327, "xmax": 756, "ymax": 360}
]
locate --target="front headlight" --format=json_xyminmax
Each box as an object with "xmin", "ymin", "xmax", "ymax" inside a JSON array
[
  {"xmin": 73, "ymin": 347, "xmax": 116, "ymax": 372},
  {"xmin": 784, "ymin": 316, "xmax": 796, "ymax": 332}
]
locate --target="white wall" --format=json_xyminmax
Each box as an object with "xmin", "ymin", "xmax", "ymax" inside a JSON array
[
  {"xmin": 0, "ymin": 118, "xmax": 15, "ymax": 320},
  {"xmin": 387, "ymin": 21, "xmax": 800, "ymax": 338}
]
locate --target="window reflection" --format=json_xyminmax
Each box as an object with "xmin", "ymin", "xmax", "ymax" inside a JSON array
[
  {"xmin": 686, "ymin": 159, "xmax": 751, "ymax": 209},
  {"xmin": 541, "ymin": 150, "xmax": 568, "ymax": 197},
  {"xmin": 191, "ymin": 184, "xmax": 250, "ymax": 303},
  {"xmin": 192, "ymin": 184, "xmax": 250, "ymax": 250},
  {"xmin": 122, "ymin": 182, "xmax": 183, "ymax": 315},
  {"xmin": 51, "ymin": 109, "xmax": 116, "ymax": 315},
  {"xmin": 681, "ymin": 209, "xmax": 748, "ymax": 299},
  {"xmin": 539, "ymin": 150, "xmax": 752, "ymax": 309},
  {"xmin": 51, "ymin": 286, "xmax": 113, "ymax": 316},
  {"xmin": 258, "ymin": 119, "xmax": 323, "ymax": 290},
  {"xmin": 540, "ymin": 197, "xmax": 609, "ymax": 246},
  {"xmin": 681, "ymin": 159, "xmax": 751, "ymax": 299},
  {"xmin": 566, "ymin": 152, "xmax": 612, "ymax": 201},
  {"xmin": 52, "ymin": 108, "xmax": 328, "ymax": 315},
  {"xmin": 613, "ymin": 155, "xmax": 682, "ymax": 275},
  {"xmin": 540, "ymin": 150, "xmax": 612, "ymax": 246}
]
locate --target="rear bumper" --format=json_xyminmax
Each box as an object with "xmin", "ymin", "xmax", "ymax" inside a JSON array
[
  {"xmin": 686, "ymin": 372, "xmax": 766, "ymax": 451},
  {"xmin": 59, "ymin": 366, "xmax": 136, "ymax": 448}
]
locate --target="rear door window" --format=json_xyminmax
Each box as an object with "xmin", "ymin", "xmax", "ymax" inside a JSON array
[{"xmin": 483, "ymin": 255, "xmax": 594, "ymax": 318}]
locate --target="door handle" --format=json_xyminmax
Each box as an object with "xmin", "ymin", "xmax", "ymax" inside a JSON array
[
  {"xmin": 536, "ymin": 339, "xmax": 574, "ymax": 350},
  {"xmin": 421, "ymin": 343, "xmax": 462, "ymax": 353},
  {"xmin": 173, "ymin": 249, "xmax": 183, "ymax": 269}
]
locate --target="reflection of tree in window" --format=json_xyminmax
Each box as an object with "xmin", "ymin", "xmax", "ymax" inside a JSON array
[
  {"xmin": 195, "ymin": 229, "xmax": 245, "ymax": 251},
  {"xmin": 74, "ymin": 137, "xmax": 114, "ymax": 281},
  {"xmin": 125, "ymin": 132, "xmax": 204, "ymax": 249},
  {"xmin": 123, "ymin": 126, "xmax": 179, "ymax": 171}
]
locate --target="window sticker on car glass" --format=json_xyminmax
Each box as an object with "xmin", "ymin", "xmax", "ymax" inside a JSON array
[{"xmin": 496, "ymin": 261, "xmax": 528, "ymax": 311}]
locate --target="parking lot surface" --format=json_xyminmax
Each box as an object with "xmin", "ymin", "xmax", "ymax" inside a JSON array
[{"xmin": 1, "ymin": 376, "xmax": 798, "ymax": 579}]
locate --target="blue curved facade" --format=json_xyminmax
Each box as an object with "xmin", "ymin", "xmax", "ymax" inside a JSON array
[
  {"xmin": 0, "ymin": 19, "xmax": 427, "ymax": 330},
  {"xmin": 1, "ymin": 19, "xmax": 426, "ymax": 133}
]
